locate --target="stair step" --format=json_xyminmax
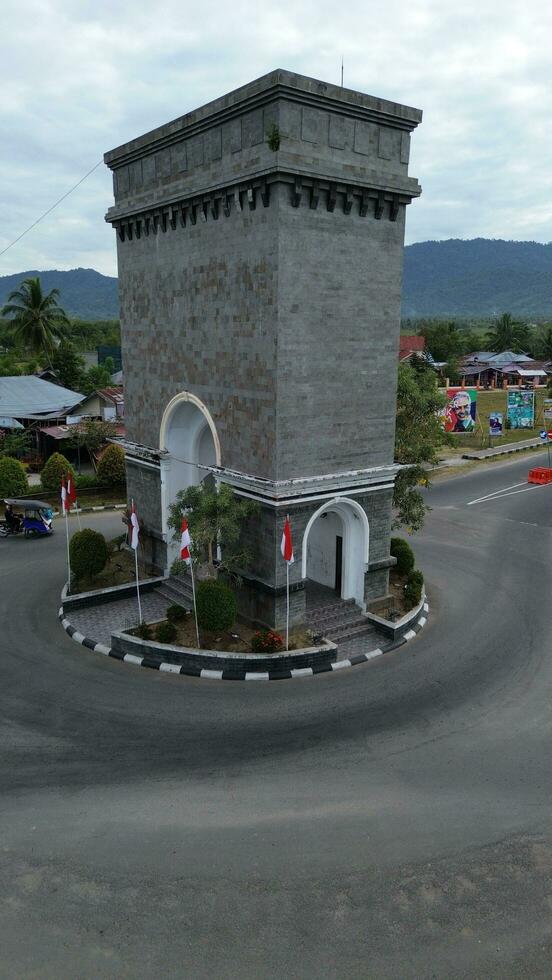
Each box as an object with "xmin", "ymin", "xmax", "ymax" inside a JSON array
[
  {"xmin": 324, "ymin": 617, "xmax": 371, "ymax": 638},
  {"xmin": 307, "ymin": 608, "xmax": 358, "ymax": 625},
  {"xmin": 306, "ymin": 599, "xmax": 356, "ymax": 618},
  {"xmin": 155, "ymin": 580, "xmax": 192, "ymax": 608},
  {"xmin": 333, "ymin": 624, "xmax": 378, "ymax": 642},
  {"xmin": 168, "ymin": 575, "xmax": 193, "ymax": 595}
]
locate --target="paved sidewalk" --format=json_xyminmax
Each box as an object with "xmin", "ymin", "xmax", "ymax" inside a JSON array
[
  {"xmin": 66, "ymin": 592, "xmax": 170, "ymax": 646},
  {"xmin": 461, "ymin": 437, "xmax": 544, "ymax": 460}
]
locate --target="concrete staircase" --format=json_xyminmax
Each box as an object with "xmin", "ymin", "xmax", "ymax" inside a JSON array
[
  {"xmin": 154, "ymin": 575, "xmax": 193, "ymax": 610},
  {"xmin": 305, "ymin": 593, "xmax": 380, "ymax": 645}
]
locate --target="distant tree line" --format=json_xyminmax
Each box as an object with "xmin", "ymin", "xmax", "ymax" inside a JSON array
[{"xmin": 403, "ymin": 314, "xmax": 552, "ymax": 378}]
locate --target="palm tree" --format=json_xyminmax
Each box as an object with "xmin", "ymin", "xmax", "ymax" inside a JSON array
[
  {"xmin": 1, "ymin": 277, "xmax": 70, "ymax": 361},
  {"xmin": 537, "ymin": 325, "xmax": 552, "ymax": 361},
  {"xmin": 486, "ymin": 312, "xmax": 528, "ymax": 353}
]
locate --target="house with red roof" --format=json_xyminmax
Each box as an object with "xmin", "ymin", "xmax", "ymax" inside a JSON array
[{"xmin": 399, "ymin": 335, "xmax": 425, "ymax": 362}]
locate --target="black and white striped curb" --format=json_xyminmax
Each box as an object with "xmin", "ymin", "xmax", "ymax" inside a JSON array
[
  {"xmin": 52, "ymin": 503, "xmax": 127, "ymax": 517},
  {"xmin": 58, "ymin": 600, "xmax": 429, "ymax": 682}
]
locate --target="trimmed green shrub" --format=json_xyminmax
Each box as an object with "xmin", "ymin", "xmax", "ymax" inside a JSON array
[
  {"xmin": 390, "ymin": 536, "xmax": 415, "ymax": 576},
  {"xmin": 135, "ymin": 622, "xmax": 151, "ymax": 640},
  {"xmin": 166, "ymin": 603, "xmax": 188, "ymax": 623},
  {"xmin": 404, "ymin": 569, "xmax": 424, "ymax": 607},
  {"xmin": 0, "ymin": 456, "xmax": 28, "ymax": 497},
  {"xmin": 76, "ymin": 474, "xmax": 102, "ymax": 489},
  {"xmin": 69, "ymin": 528, "xmax": 109, "ymax": 580},
  {"xmin": 41, "ymin": 452, "xmax": 75, "ymax": 492},
  {"xmin": 97, "ymin": 444, "xmax": 126, "ymax": 485},
  {"xmin": 156, "ymin": 621, "xmax": 177, "ymax": 644},
  {"xmin": 251, "ymin": 629, "xmax": 284, "ymax": 653},
  {"xmin": 196, "ymin": 579, "xmax": 237, "ymax": 632}
]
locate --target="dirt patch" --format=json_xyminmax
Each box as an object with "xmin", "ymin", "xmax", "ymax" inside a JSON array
[
  {"xmin": 128, "ymin": 615, "xmax": 314, "ymax": 655},
  {"xmin": 369, "ymin": 569, "xmax": 417, "ymax": 621},
  {"xmin": 72, "ymin": 548, "xmax": 154, "ymax": 594}
]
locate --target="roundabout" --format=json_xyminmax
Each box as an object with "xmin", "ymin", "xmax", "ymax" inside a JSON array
[{"xmin": 2, "ymin": 452, "xmax": 552, "ymax": 978}]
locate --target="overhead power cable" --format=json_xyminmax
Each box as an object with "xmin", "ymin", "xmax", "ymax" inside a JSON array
[{"xmin": 0, "ymin": 159, "xmax": 103, "ymax": 258}]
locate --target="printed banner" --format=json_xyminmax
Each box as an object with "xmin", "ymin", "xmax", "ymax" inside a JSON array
[
  {"xmin": 441, "ymin": 388, "xmax": 477, "ymax": 433},
  {"xmin": 543, "ymin": 398, "xmax": 552, "ymax": 421},
  {"xmin": 507, "ymin": 390, "xmax": 534, "ymax": 429},
  {"xmin": 489, "ymin": 412, "xmax": 503, "ymax": 437}
]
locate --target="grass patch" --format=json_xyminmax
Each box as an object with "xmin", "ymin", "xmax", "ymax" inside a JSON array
[{"xmin": 442, "ymin": 388, "xmax": 550, "ymax": 452}]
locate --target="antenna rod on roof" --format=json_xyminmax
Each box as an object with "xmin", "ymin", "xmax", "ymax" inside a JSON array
[{"xmin": 341, "ymin": 56, "xmax": 344, "ymax": 88}]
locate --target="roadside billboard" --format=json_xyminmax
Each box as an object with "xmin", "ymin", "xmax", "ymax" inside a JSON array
[
  {"xmin": 544, "ymin": 398, "xmax": 552, "ymax": 421},
  {"xmin": 507, "ymin": 390, "xmax": 534, "ymax": 429},
  {"xmin": 441, "ymin": 388, "xmax": 477, "ymax": 433},
  {"xmin": 489, "ymin": 412, "xmax": 503, "ymax": 437}
]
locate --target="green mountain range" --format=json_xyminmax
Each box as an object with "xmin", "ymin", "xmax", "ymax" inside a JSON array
[
  {"xmin": 0, "ymin": 267, "xmax": 118, "ymax": 320},
  {"xmin": 2, "ymin": 239, "xmax": 552, "ymax": 320},
  {"xmin": 402, "ymin": 239, "xmax": 552, "ymax": 318}
]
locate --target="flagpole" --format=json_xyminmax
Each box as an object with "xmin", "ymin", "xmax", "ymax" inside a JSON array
[
  {"xmin": 131, "ymin": 498, "xmax": 142, "ymax": 625},
  {"xmin": 286, "ymin": 559, "xmax": 290, "ymax": 652},
  {"xmin": 134, "ymin": 545, "xmax": 142, "ymax": 624},
  {"xmin": 65, "ymin": 506, "xmax": 71, "ymax": 595},
  {"xmin": 189, "ymin": 558, "xmax": 200, "ymax": 649}
]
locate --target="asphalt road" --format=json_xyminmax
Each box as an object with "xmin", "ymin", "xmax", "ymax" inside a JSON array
[{"xmin": 1, "ymin": 453, "xmax": 552, "ymax": 980}]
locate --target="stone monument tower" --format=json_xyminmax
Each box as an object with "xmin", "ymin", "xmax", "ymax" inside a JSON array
[{"xmin": 104, "ymin": 69, "xmax": 421, "ymax": 628}]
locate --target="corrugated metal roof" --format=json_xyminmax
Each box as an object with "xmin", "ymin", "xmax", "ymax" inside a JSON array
[
  {"xmin": 0, "ymin": 376, "xmax": 83, "ymax": 418},
  {"xmin": 39, "ymin": 421, "xmax": 126, "ymax": 440},
  {"xmin": 97, "ymin": 386, "xmax": 124, "ymax": 404}
]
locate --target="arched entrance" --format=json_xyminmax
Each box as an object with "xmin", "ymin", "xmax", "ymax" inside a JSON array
[
  {"xmin": 159, "ymin": 392, "xmax": 221, "ymax": 567},
  {"xmin": 301, "ymin": 497, "xmax": 369, "ymax": 607}
]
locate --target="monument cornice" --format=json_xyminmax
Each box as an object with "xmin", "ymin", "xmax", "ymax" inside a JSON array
[
  {"xmin": 116, "ymin": 440, "xmax": 400, "ymax": 502},
  {"xmin": 104, "ymin": 69, "xmax": 422, "ymax": 169},
  {"xmin": 105, "ymin": 168, "xmax": 420, "ymax": 239}
]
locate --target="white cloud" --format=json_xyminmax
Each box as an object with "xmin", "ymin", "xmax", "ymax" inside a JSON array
[{"xmin": 2, "ymin": 0, "xmax": 552, "ymax": 278}]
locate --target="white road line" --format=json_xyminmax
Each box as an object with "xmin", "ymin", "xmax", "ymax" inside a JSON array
[
  {"xmin": 467, "ymin": 483, "xmax": 551, "ymax": 506},
  {"xmin": 467, "ymin": 481, "xmax": 526, "ymax": 505},
  {"xmin": 331, "ymin": 659, "xmax": 351, "ymax": 670}
]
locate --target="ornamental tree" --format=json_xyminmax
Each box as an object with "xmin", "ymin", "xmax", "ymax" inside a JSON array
[
  {"xmin": 0, "ymin": 456, "xmax": 28, "ymax": 497},
  {"xmin": 393, "ymin": 357, "xmax": 447, "ymax": 532},
  {"xmin": 40, "ymin": 452, "xmax": 75, "ymax": 492},
  {"xmin": 97, "ymin": 444, "xmax": 126, "ymax": 485},
  {"xmin": 168, "ymin": 481, "xmax": 259, "ymax": 579}
]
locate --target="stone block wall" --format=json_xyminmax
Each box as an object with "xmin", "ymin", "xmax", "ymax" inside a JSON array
[{"xmin": 116, "ymin": 202, "xmax": 279, "ymax": 480}]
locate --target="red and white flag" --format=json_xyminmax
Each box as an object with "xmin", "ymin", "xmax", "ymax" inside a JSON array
[
  {"xmin": 180, "ymin": 518, "xmax": 192, "ymax": 565},
  {"xmin": 67, "ymin": 473, "xmax": 77, "ymax": 507},
  {"xmin": 60, "ymin": 475, "xmax": 69, "ymax": 514},
  {"xmin": 281, "ymin": 516, "xmax": 294, "ymax": 564},
  {"xmin": 130, "ymin": 502, "xmax": 140, "ymax": 551}
]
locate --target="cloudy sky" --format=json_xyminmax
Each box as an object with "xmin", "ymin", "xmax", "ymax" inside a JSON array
[{"xmin": 1, "ymin": 0, "xmax": 551, "ymax": 278}]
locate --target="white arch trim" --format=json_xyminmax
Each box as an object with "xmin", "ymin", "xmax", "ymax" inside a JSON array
[
  {"xmin": 301, "ymin": 496, "xmax": 370, "ymax": 605},
  {"xmin": 159, "ymin": 390, "xmax": 222, "ymax": 465}
]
